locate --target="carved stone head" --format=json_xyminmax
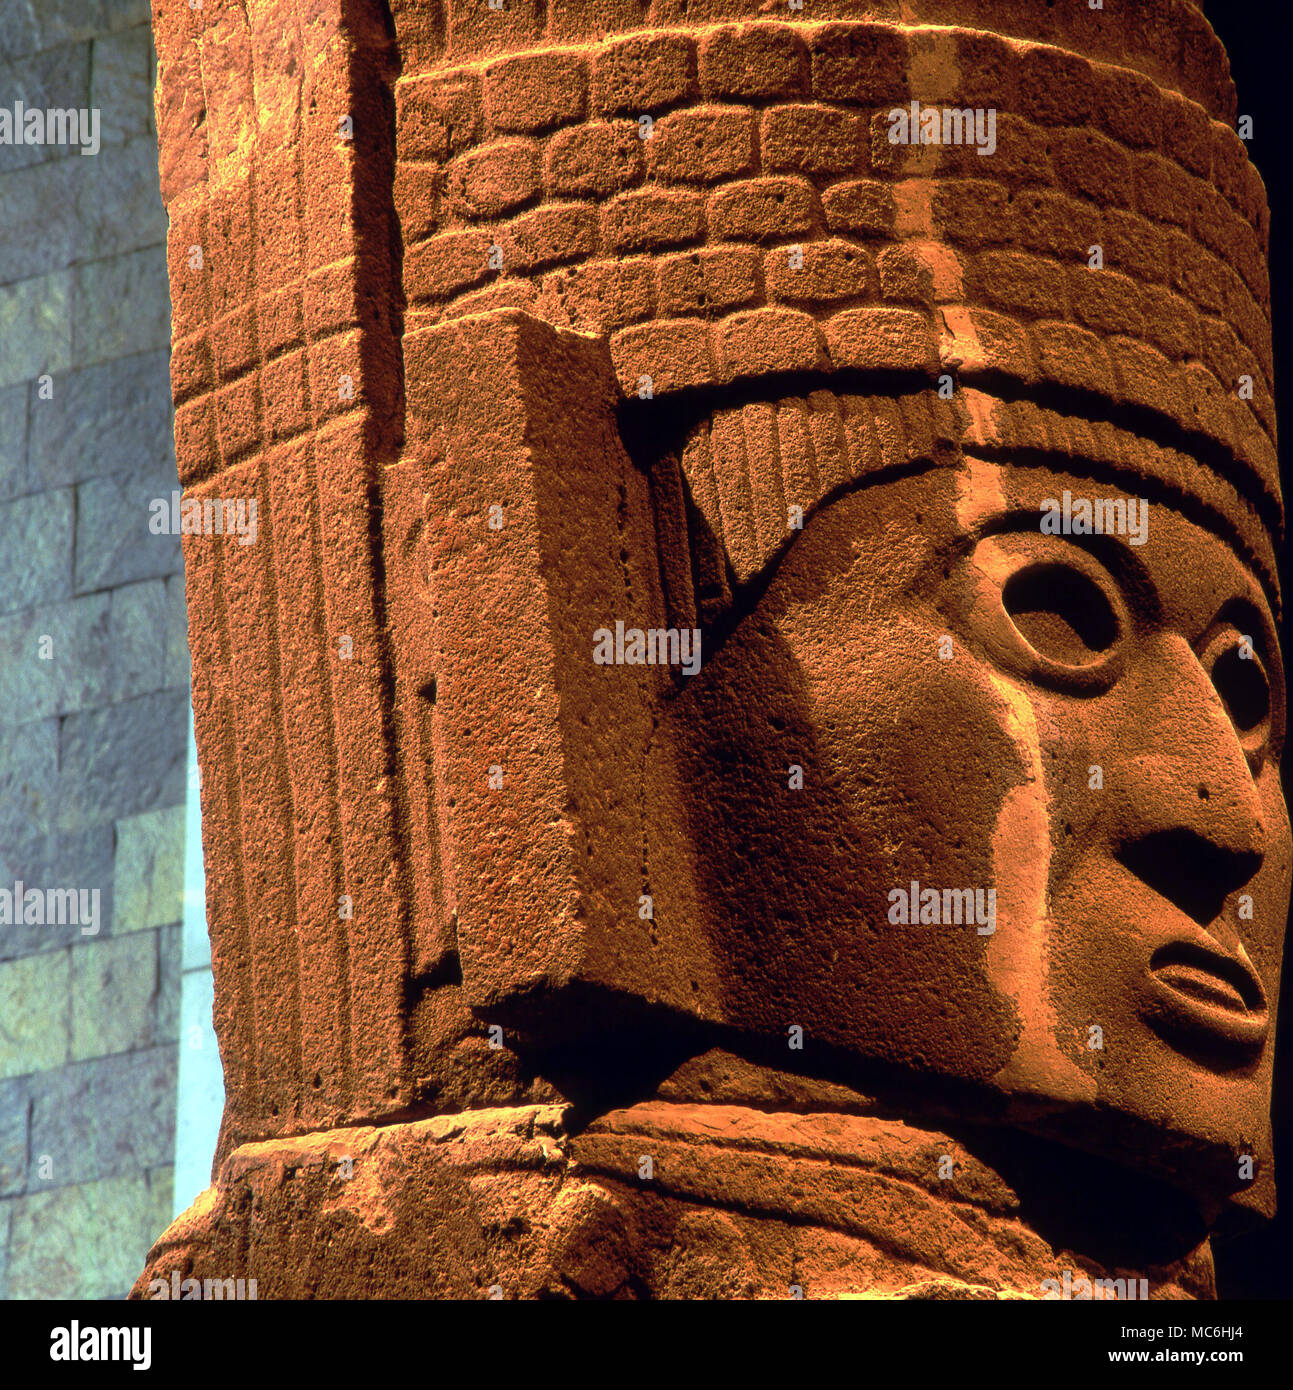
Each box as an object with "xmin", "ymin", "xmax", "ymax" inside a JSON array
[
  {"xmin": 147, "ymin": 0, "xmax": 1283, "ymax": 1285},
  {"xmin": 376, "ymin": 0, "xmax": 1285, "ymax": 1223}
]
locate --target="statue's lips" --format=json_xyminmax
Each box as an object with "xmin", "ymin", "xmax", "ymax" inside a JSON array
[{"xmin": 1146, "ymin": 940, "xmax": 1269, "ymax": 1049}]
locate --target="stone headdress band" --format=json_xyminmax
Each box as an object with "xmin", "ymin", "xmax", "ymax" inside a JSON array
[{"xmin": 628, "ymin": 379, "xmax": 1281, "ymax": 634}]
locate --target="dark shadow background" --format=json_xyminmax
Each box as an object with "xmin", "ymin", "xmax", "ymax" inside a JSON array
[{"xmin": 1206, "ymin": 2, "xmax": 1293, "ymax": 1300}]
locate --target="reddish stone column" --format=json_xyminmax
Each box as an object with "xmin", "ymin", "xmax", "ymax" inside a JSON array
[{"xmin": 135, "ymin": 0, "xmax": 1284, "ymax": 1299}]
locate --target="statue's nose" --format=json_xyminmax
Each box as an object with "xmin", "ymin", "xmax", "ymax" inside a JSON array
[{"xmin": 1103, "ymin": 634, "xmax": 1267, "ymax": 942}]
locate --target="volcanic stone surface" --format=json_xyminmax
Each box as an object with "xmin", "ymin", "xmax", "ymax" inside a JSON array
[{"xmin": 133, "ymin": 0, "xmax": 1286, "ymax": 1299}]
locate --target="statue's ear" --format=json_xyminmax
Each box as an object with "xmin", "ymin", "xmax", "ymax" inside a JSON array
[{"xmin": 383, "ymin": 310, "xmax": 720, "ymax": 1033}]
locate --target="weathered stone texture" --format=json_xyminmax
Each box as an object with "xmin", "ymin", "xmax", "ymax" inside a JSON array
[
  {"xmin": 56, "ymin": 690, "xmax": 188, "ymax": 833},
  {"xmin": 0, "ymin": 825, "xmax": 114, "ymax": 961},
  {"xmin": 137, "ymin": 0, "xmax": 1286, "ymax": 1301},
  {"xmin": 0, "ymin": 951, "xmax": 70, "ymax": 1081},
  {"xmin": 8, "ymin": 1168, "xmax": 172, "ymax": 1300},
  {"xmin": 0, "ymin": 489, "xmax": 73, "ymax": 615},
  {"xmin": 27, "ymin": 1048, "xmax": 175, "ymax": 1191},
  {"xmin": 114, "ymin": 807, "xmax": 185, "ymax": 936},
  {"xmin": 0, "ymin": 1079, "xmax": 30, "ymax": 1197},
  {"xmin": 0, "ymin": 271, "xmax": 74, "ymax": 387}
]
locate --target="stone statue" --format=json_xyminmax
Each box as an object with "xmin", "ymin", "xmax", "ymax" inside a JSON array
[{"xmin": 134, "ymin": 0, "xmax": 1285, "ymax": 1298}]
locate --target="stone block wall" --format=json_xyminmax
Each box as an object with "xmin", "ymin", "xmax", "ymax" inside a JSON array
[{"xmin": 0, "ymin": 0, "xmax": 190, "ymax": 1299}]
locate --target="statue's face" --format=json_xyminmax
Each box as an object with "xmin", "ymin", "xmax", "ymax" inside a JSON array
[{"xmin": 676, "ymin": 454, "xmax": 1288, "ymax": 1201}]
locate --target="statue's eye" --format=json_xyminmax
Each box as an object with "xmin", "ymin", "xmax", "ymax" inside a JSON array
[
  {"xmin": 1002, "ymin": 562, "xmax": 1119, "ymax": 668},
  {"xmin": 1211, "ymin": 645, "xmax": 1269, "ymax": 734},
  {"xmin": 1201, "ymin": 632, "xmax": 1271, "ymax": 752},
  {"xmin": 957, "ymin": 534, "xmax": 1129, "ymax": 694}
]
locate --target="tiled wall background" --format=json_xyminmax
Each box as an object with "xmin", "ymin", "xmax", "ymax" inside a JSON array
[{"xmin": 0, "ymin": 0, "xmax": 199, "ymax": 1299}]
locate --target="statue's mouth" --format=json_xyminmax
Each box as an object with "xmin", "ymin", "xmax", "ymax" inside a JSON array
[{"xmin": 1145, "ymin": 940, "xmax": 1269, "ymax": 1051}]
